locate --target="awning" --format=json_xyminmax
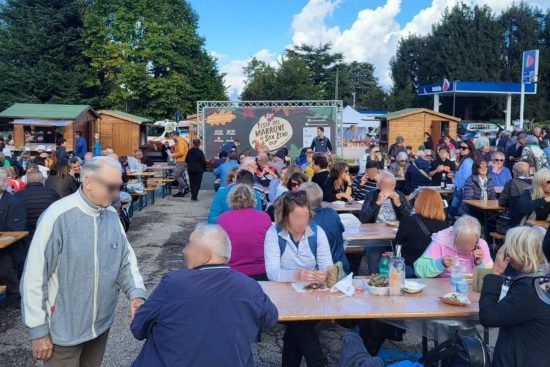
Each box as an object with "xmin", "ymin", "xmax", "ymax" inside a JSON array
[{"xmin": 12, "ymin": 119, "xmax": 73, "ymax": 127}]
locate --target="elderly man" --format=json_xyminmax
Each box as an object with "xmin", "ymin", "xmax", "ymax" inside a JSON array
[
  {"xmin": 506, "ymin": 132, "xmax": 526, "ymax": 169},
  {"xmin": 489, "ymin": 151, "xmax": 512, "ymax": 187},
  {"xmin": 126, "ymin": 150, "xmax": 147, "ymax": 173},
  {"xmin": 171, "ymin": 131, "xmax": 190, "ymax": 197},
  {"xmin": 15, "ymin": 170, "xmax": 60, "ymax": 237},
  {"xmin": 499, "ymin": 161, "xmax": 532, "ymax": 228},
  {"xmin": 360, "ymin": 171, "xmax": 411, "ymax": 274},
  {"xmin": 131, "ymin": 223, "xmax": 278, "ymax": 367},
  {"xmin": 21, "ymin": 156, "xmax": 146, "ymax": 366},
  {"xmin": 0, "ymin": 170, "xmax": 27, "ymax": 293}
]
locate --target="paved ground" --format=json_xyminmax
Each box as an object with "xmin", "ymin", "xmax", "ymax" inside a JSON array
[{"xmin": 0, "ymin": 189, "xmax": 427, "ymax": 366}]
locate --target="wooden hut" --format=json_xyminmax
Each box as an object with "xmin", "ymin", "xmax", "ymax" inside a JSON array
[
  {"xmin": 380, "ymin": 108, "xmax": 460, "ymax": 153},
  {"xmin": 0, "ymin": 103, "xmax": 97, "ymax": 152},
  {"xmin": 97, "ymin": 110, "xmax": 150, "ymax": 157}
]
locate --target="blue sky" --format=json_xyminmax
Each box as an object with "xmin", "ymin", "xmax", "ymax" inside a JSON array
[{"xmin": 188, "ymin": 0, "xmax": 550, "ymax": 99}]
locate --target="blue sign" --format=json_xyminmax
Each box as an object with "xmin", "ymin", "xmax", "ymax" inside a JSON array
[
  {"xmin": 417, "ymin": 79, "xmax": 454, "ymax": 95},
  {"xmin": 522, "ymin": 50, "xmax": 539, "ymax": 84}
]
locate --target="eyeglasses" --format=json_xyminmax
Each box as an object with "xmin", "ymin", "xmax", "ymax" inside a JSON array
[
  {"xmin": 493, "ymin": 159, "xmax": 504, "ymax": 162},
  {"xmin": 399, "ymin": 160, "xmax": 407, "ymax": 163},
  {"xmin": 426, "ymin": 154, "xmax": 433, "ymax": 157},
  {"xmin": 373, "ymin": 150, "xmax": 380, "ymax": 153},
  {"xmin": 460, "ymin": 146, "xmax": 469, "ymax": 150}
]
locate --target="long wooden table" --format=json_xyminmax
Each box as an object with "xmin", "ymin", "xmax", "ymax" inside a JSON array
[
  {"xmin": 0, "ymin": 231, "xmax": 29, "ymax": 250},
  {"xmin": 260, "ymin": 278, "xmax": 479, "ymax": 321},
  {"xmin": 463, "ymin": 199, "xmax": 504, "ymax": 211},
  {"xmin": 343, "ymin": 223, "xmax": 397, "ymax": 254},
  {"xmin": 321, "ymin": 201, "xmax": 362, "ymax": 213}
]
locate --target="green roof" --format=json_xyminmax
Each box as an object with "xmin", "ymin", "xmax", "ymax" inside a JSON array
[
  {"xmin": 0, "ymin": 103, "xmax": 96, "ymax": 119},
  {"xmin": 100, "ymin": 110, "xmax": 150, "ymax": 124}
]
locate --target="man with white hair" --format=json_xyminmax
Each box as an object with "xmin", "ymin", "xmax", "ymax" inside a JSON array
[
  {"xmin": 131, "ymin": 223, "xmax": 278, "ymax": 367},
  {"xmin": 359, "ymin": 171, "xmax": 410, "ymax": 274},
  {"xmin": 21, "ymin": 156, "xmax": 146, "ymax": 366}
]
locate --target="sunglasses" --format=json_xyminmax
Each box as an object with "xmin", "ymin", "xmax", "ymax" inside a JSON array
[
  {"xmin": 546, "ymin": 181, "xmax": 550, "ymax": 185},
  {"xmin": 373, "ymin": 150, "xmax": 380, "ymax": 153},
  {"xmin": 493, "ymin": 159, "xmax": 504, "ymax": 162},
  {"xmin": 290, "ymin": 181, "xmax": 301, "ymax": 188},
  {"xmin": 460, "ymin": 146, "xmax": 469, "ymax": 150},
  {"xmin": 426, "ymin": 155, "xmax": 433, "ymax": 157}
]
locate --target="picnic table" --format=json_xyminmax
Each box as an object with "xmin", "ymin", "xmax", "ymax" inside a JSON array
[
  {"xmin": 343, "ymin": 223, "xmax": 397, "ymax": 253},
  {"xmin": 463, "ymin": 200, "xmax": 505, "ymax": 241},
  {"xmin": 527, "ymin": 220, "xmax": 549, "ymax": 229},
  {"xmin": 259, "ymin": 278, "xmax": 479, "ymax": 322},
  {"xmin": 417, "ymin": 186, "xmax": 454, "ymax": 196},
  {"xmin": 321, "ymin": 201, "xmax": 363, "ymax": 213},
  {"xmin": 0, "ymin": 231, "xmax": 29, "ymax": 250}
]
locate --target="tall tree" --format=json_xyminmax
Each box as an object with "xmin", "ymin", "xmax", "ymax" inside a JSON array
[
  {"xmin": 0, "ymin": 0, "xmax": 89, "ymax": 110},
  {"xmin": 81, "ymin": 0, "xmax": 226, "ymax": 119}
]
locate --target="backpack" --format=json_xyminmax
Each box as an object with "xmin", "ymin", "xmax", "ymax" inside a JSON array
[
  {"xmin": 275, "ymin": 223, "xmax": 318, "ymax": 260},
  {"xmin": 420, "ymin": 330, "xmax": 491, "ymax": 367}
]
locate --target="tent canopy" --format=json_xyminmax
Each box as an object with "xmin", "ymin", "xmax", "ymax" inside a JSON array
[{"xmin": 342, "ymin": 106, "xmax": 380, "ymax": 128}]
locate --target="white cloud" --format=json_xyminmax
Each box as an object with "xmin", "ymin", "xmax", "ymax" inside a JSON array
[
  {"xmin": 219, "ymin": 49, "xmax": 278, "ymax": 100},
  {"xmin": 218, "ymin": 0, "xmax": 550, "ymax": 97}
]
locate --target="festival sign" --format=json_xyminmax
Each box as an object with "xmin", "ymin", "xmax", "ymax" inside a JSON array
[{"xmin": 202, "ymin": 105, "xmax": 337, "ymax": 159}]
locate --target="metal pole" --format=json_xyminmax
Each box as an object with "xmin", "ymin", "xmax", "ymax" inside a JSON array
[
  {"xmin": 505, "ymin": 94, "xmax": 512, "ymax": 131},
  {"xmin": 433, "ymin": 94, "xmax": 440, "ymax": 112},
  {"xmin": 520, "ymin": 82, "xmax": 525, "ymax": 130},
  {"xmin": 335, "ymin": 68, "xmax": 339, "ymax": 100},
  {"xmin": 452, "ymin": 88, "xmax": 456, "ymax": 117},
  {"xmin": 352, "ymin": 92, "xmax": 356, "ymax": 109}
]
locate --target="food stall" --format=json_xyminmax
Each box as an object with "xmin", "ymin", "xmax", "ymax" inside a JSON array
[{"xmin": 0, "ymin": 103, "xmax": 98, "ymax": 153}]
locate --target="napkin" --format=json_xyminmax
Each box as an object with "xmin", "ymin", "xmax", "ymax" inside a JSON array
[{"xmin": 330, "ymin": 272, "xmax": 355, "ymax": 296}]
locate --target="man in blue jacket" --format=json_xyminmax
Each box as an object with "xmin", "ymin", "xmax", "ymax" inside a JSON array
[{"xmin": 131, "ymin": 223, "xmax": 278, "ymax": 367}]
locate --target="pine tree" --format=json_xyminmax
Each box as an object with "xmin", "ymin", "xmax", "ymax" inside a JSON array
[
  {"xmin": 81, "ymin": 0, "xmax": 226, "ymax": 119},
  {"xmin": 0, "ymin": 0, "xmax": 89, "ymax": 110}
]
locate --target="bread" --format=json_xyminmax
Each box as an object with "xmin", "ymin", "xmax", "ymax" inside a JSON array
[{"xmin": 326, "ymin": 265, "xmax": 339, "ymax": 288}]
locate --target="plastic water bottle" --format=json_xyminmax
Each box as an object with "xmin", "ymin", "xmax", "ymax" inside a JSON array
[
  {"xmin": 455, "ymin": 262, "xmax": 469, "ymax": 294},
  {"xmin": 379, "ymin": 253, "xmax": 390, "ymax": 277},
  {"xmin": 450, "ymin": 258, "xmax": 462, "ymax": 288},
  {"xmin": 440, "ymin": 172, "xmax": 447, "ymax": 189}
]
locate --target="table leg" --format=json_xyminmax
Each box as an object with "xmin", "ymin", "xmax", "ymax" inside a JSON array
[{"xmin": 422, "ymin": 336, "xmax": 428, "ymax": 355}]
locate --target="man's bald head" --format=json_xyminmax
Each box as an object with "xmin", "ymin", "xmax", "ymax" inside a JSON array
[{"xmin": 513, "ymin": 161, "xmax": 530, "ymax": 177}]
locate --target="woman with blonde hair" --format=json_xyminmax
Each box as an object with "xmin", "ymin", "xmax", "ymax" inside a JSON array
[
  {"xmin": 396, "ymin": 189, "xmax": 449, "ymax": 276},
  {"xmin": 515, "ymin": 168, "xmax": 550, "ymax": 226},
  {"xmin": 217, "ymin": 184, "xmax": 272, "ymax": 280},
  {"xmin": 367, "ymin": 146, "xmax": 385, "ymax": 169},
  {"xmin": 480, "ymin": 226, "xmax": 550, "ymax": 367}
]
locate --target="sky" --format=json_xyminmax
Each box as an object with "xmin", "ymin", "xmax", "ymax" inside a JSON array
[{"xmin": 188, "ymin": 0, "xmax": 550, "ymax": 99}]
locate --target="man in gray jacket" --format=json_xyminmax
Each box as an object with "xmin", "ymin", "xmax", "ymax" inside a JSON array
[{"xmin": 21, "ymin": 156, "xmax": 146, "ymax": 366}]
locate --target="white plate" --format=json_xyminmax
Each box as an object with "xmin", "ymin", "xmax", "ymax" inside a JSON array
[{"xmin": 402, "ymin": 281, "xmax": 426, "ymax": 294}]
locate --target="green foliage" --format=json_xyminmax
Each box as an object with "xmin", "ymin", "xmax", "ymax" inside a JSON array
[
  {"xmin": 81, "ymin": 0, "xmax": 226, "ymax": 119},
  {"xmin": 0, "ymin": 0, "xmax": 226, "ymax": 119},
  {"xmin": 389, "ymin": 2, "xmax": 550, "ymax": 121},
  {"xmin": 0, "ymin": 0, "xmax": 90, "ymax": 111},
  {"xmin": 242, "ymin": 43, "xmax": 387, "ymax": 110}
]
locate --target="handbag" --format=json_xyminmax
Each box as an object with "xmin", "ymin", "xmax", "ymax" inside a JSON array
[{"xmin": 420, "ymin": 330, "xmax": 491, "ymax": 367}]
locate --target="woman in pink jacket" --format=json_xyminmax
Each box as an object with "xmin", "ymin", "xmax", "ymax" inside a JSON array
[
  {"xmin": 218, "ymin": 184, "xmax": 272, "ymax": 280},
  {"xmin": 414, "ymin": 215, "xmax": 494, "ymax": 278}
]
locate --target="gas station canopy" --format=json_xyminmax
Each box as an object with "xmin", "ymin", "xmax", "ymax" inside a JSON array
[{"xmin": 417, "ymin": 80, "xmax": 537, "ymax": 130}]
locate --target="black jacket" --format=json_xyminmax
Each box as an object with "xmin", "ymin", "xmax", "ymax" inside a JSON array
[
  {"xmin": 185, "ymin": 147, "xmax": 206, "ymax": 174},
  {"xmin": 360, "ymin": 189, "xmax": 410, "ymax": 223},
  {"xmin": 515, "ymin": 189, "xmax": 550, "ymax": 226},
  {"xmin": 15, "ymin": 183, "xmax": 60, "ymax": 234},
  {"xmin": 499, "ymin": 177, "xmax": 532, "ymax": 226},
  {"xmin": 0, "ymin": 192, "xmax": 26, "ymax": 233},
  {"xmin": 56, "ymin": 145, "xmax": 68, "ymax": 164},
  {"xmin": 46, "ymin": 174, "xmax": 80, "ymax": 198},
  {"xmin": 480, "ymin": 274, "xmax": 550, "ymax": 367},
  {"xmin": 322, "ymin": 176, "xmax": 350, "ymax": 202},
  {"xmin": 395, "ymin": 214, "xmax": 449, "ymax": 266},
  {"xmin": 311, "ymin": 170, "xmax": 329, "ymax": 189}
]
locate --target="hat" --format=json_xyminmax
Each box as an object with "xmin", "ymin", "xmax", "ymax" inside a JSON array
[
  {"xmin": 37, "ymin": 145, "xmax": 46, "ymax": 152},
  {"xmin": 275, "ymin": 150, "xmax": 286, "ymax": 160}
]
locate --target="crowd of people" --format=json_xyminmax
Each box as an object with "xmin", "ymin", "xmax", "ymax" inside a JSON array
[{"xmin": 1, "ymin": 124, "xmax": 549, "ymax": 367}]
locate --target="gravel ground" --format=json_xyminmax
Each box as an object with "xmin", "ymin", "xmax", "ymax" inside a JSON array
[{"xmin": 0, "ymin": 189, "xmax": 426, "ymax": 367}]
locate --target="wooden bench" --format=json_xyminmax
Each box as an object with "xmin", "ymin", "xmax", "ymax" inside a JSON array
[{"xmin": 130, "ymin": 192, "xmax": 148, "ymax": 211}]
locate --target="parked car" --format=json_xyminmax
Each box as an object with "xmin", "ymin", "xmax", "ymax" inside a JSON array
[{"xmin": 459, "ymin": 121, "xmax": 503, "ymax": 144}]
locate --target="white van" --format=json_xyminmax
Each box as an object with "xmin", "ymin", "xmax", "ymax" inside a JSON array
[{"xmin": 147, "ymin": 120, "xmax": 191, "ymax": 146}]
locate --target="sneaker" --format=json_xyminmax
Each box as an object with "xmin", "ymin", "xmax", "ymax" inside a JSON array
[
  {"xmin": 183, "ymin": 188, "xmax": 190, "ymax": 197},
  {"xmin": 173, "ymin": 192, "xmax": 185, "ymax": 198}
]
